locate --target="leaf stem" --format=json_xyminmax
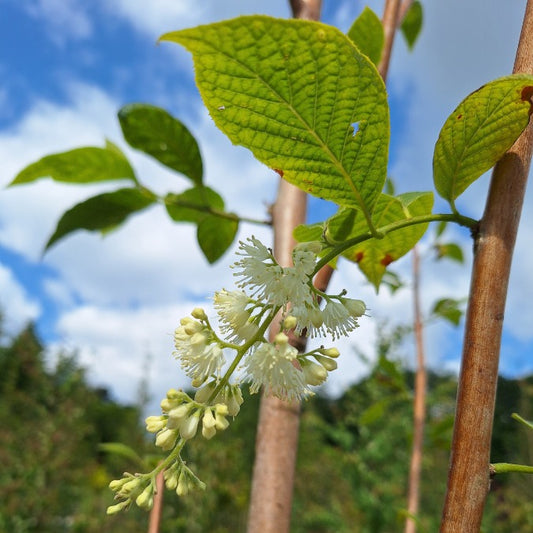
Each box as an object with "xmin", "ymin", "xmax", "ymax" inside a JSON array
[
  {"xmin": 491, "ymin": 462, "xmax": 533, "ymax": 475},
  {"xmin": 313, "ymin": 212, "xmax": 478, "ymax": 273},
  {"xmin": 162, "ymin": 196, "xmax": 271, "ymax": 226}
]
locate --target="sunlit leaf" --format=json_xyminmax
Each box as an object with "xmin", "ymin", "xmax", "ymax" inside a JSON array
[
  {"xmin": 435, "ymin": 220, "xmax": 447, "ymax": 238},
  {"xmin": 434, "ymin": 242, "xmax": 464, "ymax": 263},
  {"xmin": 434, "ymin": 75, "xmax": 533, "ymax": 204},
  {"xmin": 161, "ymin": 16, "xmax": 390, "ymax": 214},
  {"xmin": 165, "ymin": 186, "xmax": 224, "ymax": 224},
  {"xmin": 401, "ymin": 0, "xmax": 423, "ymax": 50},
  {"xmin": 45, "ymin": 187, "xmax": 156, "ymax": 251},
  {"xmin": 197, "ymin": 215, "xmax": 238, "ymax": 263},
  {"xmin": 431, "ymin": 298, "xmax": 464, "ymax": 326},
  {"xmin": 347, "ymin": 6, "xmax": 384, "ymax": 66},
  {"xmin": 98, "ymin": 443, "xmax": 146, "ymax": 469},
  {"xmin": 381, "ymin": 270, "xmax": 404, "ymax": 294},
  {"xmin": 337, "ymin": 192, "xmax": 434, "ymax": 289},
  {"xmin": 359, "ymin": 399, "xmax": 389, "ymax": 426},
  {"xmin": 119, "ymin": 103, "xmax": 203, "ymax": 185},
  {"xmin": 10, "ymin": 143, "xmax": 136, "ymax": 186}
]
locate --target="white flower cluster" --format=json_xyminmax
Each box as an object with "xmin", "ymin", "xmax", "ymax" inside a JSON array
[
  {"xmin": 146, "ymin": 388, "xmax": 233, "ymax": 444},
  {"xmin": 170, "ymin": 237, "xmax": 367, "ymax": 402},
  {"xmin": 107, "ymin": 474, "xmax": 154, "ymax": 514},
  {"xmin": 108, "ymin": 237, "xmax": 367, "ymax": 513}
]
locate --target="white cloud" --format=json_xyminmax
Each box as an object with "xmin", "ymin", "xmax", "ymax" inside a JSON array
[
  {"xmin": 101, "ymin": 0, "xmax": 291, "ymax": 39},
  {"xmin": 0, "ymin": 83, "xmax": 121, "ymax": 257},
  {"xmin": 3, "ymin": 0, "xmax": 533, "ymax": 415},
  {"xmin": 0, "ymin": 262, "xmax": 41, "ymax": 336},
  {"xmin": 47, "ymin": 303, "xmax": 191, "ymax": 410}
]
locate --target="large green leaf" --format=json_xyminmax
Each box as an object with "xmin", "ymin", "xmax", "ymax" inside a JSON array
[
  {"xmin": 339, "ymin": 192, "xmax": 434, "ymax": 289},
  {"xmin": 434, "ymin": 75, "xmax": 533, "ymax": 204},
  {"xmin": 197, "ymin": 215, "xmax": 238, "ymax": 264},
  {"xmin": 164, "ymin": 186, "xmax": 224, "ymax": 224},
  {"xmin": 347, "ymin": 7, "xmax": 384, "ymax": 66},
  {"xmin": 400, "ymin": 0, "xmax": 423, "ymax": 50},
  {"xmin": 118, "ymin": 103, "xmax": 203, "ymax": 185},
  {"xmin": 161, "ymin": 16, "xmax": 390, "ymax": 214},
  {"xmin": 10, "ymin": 141, "xmax": 136, "ymax": 186},
  {"xmin": 45, "ymin": 187, "xmax": 156, "ymax": 251}
]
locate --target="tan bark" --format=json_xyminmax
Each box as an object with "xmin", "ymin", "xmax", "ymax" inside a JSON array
[
  {"xmin": 404, "ymin": 246, "xmax": 427, "ymax": 533},
  {"xmin": 440, "ymin": 1, "xmax": 533, "ymax": 530}
]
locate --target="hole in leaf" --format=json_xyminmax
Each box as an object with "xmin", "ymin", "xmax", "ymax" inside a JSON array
[{"xmin": 350, "ymin": 122, "xmax": 360, "ymax": 137}]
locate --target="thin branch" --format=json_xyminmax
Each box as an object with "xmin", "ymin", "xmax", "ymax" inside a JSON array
[
  {"xmin": 404, "ymin": 246, "xmax": 427, "ymax": 533},
  {"xmin": 289, "ymin": 0, "xmax": 321, "ymax": 21},
  {"xmin": 378, "ymin": 0, "xmax": 402, "ymax": 80},
  {"xmin": 440, "ymin": 1, "xmax": 533, "ymax": 530},
  {"xmin": 147, "ymin": 469, "xmax": 164, "ymax": 533}
]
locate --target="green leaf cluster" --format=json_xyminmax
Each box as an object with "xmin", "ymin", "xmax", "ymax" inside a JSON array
[
  {"xmin": 10, "ymin": 105, "xmax": 241, "ymax": 263},
  {"xmin": 11, "ymin": 13, "xmax": 533, "ymax": 287}
]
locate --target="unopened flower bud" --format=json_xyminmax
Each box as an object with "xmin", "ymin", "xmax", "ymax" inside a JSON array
[
  {"xmin": 302, "ymin": 360, "xmax": 328, "ymax": 386},
  {"xmin": 180, "ymin": 412, "xmax": 200, "ymax": 440},
  {"xmin": 191, "ymin": 307, "xmax": 207, "ymax": 321},
  {"xmin": 283, "ymin": 315, "xmax": 298, "ymax": 330},
  {"xmin": 225, "ymin": 386, "xmax": 244, "ymax": 417},
  {"xmin": 342, "ymin": 298, "xmax": 366, "ymax": 317},
  {"xmin": 319, "ymin": 347, "xmax": 340, "ymax": 358},
  {"xmin": 314, "ymin": 354, "xmax": 338, "ymax": 371},
  {"xmin": 107, "ymin": 500, "xmax": 130, "ymax": 515},
  {"xmin": 135, "ymin": 484, "xmax": 154, "ymax": 510},
  {"xmin": 194, "ymin": 381, "xmax": 217, "ymax": 403},
  {"xmin": 145, "ymin": 415, "xmax": 167, "ymax": 433},
  {"xmin": 202, "ymin": 424, "xmax": 217, "ymax": 439},
  {"xmin": 120, "ymin": 477, "xmax": 142, "ymax": 497},
  {"xmin": 202, "ymin": 408, "xmax": 216, "ymax": 430},
  {"xmin": 166, "ymin": 404, "xmax": 190, "ymax": 430},
  {"xmin": 274, "ymin": 332, "xmax": 289, "ymax": 345},
  {"xmin": 155, "ymin": 428, "xmax": 178, "ymax": 450},
  {"xmin": 214, "ymin": 411, "xmax": 230, "ymax": 431},
  {"xmin": 164, "ymin": 466, "xmax": 179, "ymax": 490},
  {"xmin": 109, "ymin": 477, "xmax": 127, "ymax": 491}
]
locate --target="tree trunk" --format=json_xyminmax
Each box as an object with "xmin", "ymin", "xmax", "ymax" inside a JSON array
[{"xmin": 440, "ymin": 1, "xmax": 533, "ymax": 530}]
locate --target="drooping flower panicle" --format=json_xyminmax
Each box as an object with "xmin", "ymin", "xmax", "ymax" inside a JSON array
[{"xmin": 109, "ymin": 236, "xmax": 368, "ymax": 514}]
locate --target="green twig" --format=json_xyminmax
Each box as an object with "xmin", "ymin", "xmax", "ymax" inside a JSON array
[
  {"xmin": 491, "ymin": 462, "xmax": 533, "ymax": 475},
  {"xmin": 313, "ymin": 212, "xmax": 479, "ymax": 273}
]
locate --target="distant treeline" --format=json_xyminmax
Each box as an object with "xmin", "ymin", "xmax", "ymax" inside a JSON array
[{"xmin": 1, "ymin": 322, "xmax": 532, "ymax": 532}]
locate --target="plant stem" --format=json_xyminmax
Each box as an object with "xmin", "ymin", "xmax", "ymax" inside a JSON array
[
  {"xmin": 440, "ymin": 1, "xmax": 533, "ymax": 530},
  {"xmin": 378, "ymin": 0, "xmax": 402, "ymax": 79},
  {"xmin": 404, "ymin": 246, "xmax": 426, "ymax": 533},
  {"xmin": 491, "ymin": 463, "xmax": 533, "ymax": 475},
  {"xmin": 147, "ymin": 469, "xmax": 164, "ymax": 533},
  {"xmin": 313, "ymin": 212, "xmax": 478, "ymax": 273}
]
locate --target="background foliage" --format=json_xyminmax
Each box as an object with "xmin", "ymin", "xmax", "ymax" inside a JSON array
[{"xmin": 1, "ymin": 312, "xmax": 532, "ymax": 533}]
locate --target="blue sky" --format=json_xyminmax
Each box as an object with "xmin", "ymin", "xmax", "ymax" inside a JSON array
[{"xmin": 1, "ymin": 0, "xmax": 532, "ymax": 409}]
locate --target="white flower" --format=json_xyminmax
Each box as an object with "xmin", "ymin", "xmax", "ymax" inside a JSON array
[
  {"xmin": 244, "ymin": 332, "xmax": 310, "ymax": 401},
  {"xmin": 301, "ymin": 359, "xmax": 328, "ymax": 386},
  {"xmin": 232, "ymin": 237, "xmax": 316, "ymax": 309},
  {"xmin": 290, "ymin": 303, "xmax": 324, "ymax": 337},
  {"xmin": 214, "ymin": 289, "xmax": 259, "ymax": 342},
  {"xmin": 341, "ymin": 298, "xmax": 366, "ymax": 317},
  {"xmin": 292, "ymin": 241, "xmax": 321, "ymax": 275},
  {"xmin": 322, "ymin": 299, "xmax": 361, "ymax": 339},
  {"xmin": 174, "ymin": 317, "xmax": 225, "ymax": 384}
]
